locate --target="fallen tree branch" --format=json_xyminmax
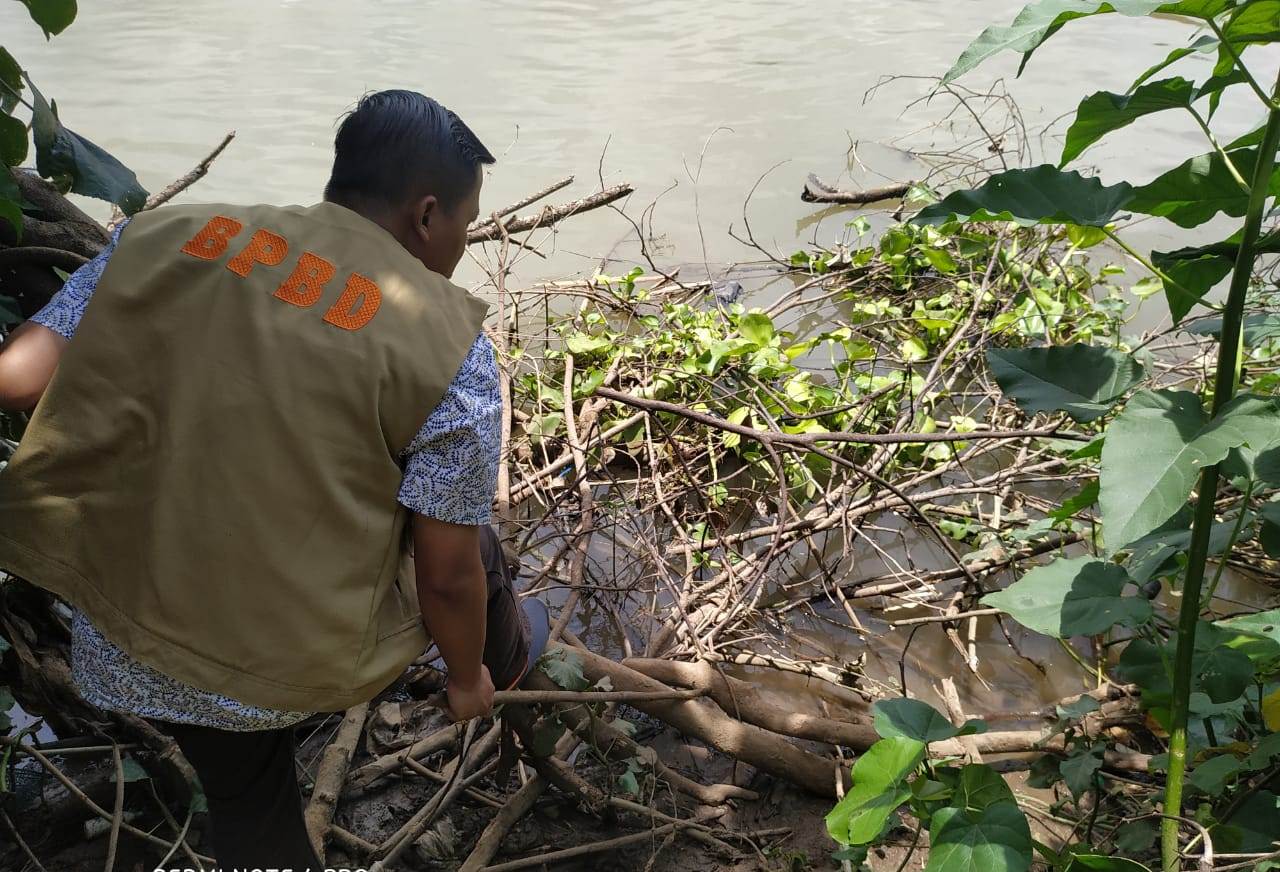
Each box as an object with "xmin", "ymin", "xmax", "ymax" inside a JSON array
[
  {"xmin": 801, "ymin": 174, "xmax": 912, "ymax": 205},
  {"xmin": 305, "ymin": 702, "xmax": 368, "ymax": 859},
  {"xmin": 468, "ymin": 185, "xmax": 634, "ymax": 243},
  {"xmin": 470, "ymin": 176, "xmax": 575, "ymax": 232}
]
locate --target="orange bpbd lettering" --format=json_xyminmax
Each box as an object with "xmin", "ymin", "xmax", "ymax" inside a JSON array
[
  {"xmin": 179, "ymin": 215, "xmax": 244, "ymax": 260},
  {"xmin": 274, "ymin": 252, "xmax": 336, "ymax": 308},
  {"xmin": 226, "ymin": 228, "xmax": 289, "ymax": 277},
  {"xmin": 322, "ymin": 273, "xmax": 381, "ymax": 331}
]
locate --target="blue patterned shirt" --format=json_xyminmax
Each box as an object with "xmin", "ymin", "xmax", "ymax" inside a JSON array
[{"xmin": 32, "ymin": 221, "xmax": 501, "ymax": 730}]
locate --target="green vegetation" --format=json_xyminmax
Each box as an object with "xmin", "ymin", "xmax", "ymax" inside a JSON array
[{"xmin": 823, "ymin": 2, "xmax": 1280, "ymax": 870}]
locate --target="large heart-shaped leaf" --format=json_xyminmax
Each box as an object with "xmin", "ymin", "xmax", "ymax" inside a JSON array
[
  {"xmin": 982, "ymin": 556, "xmax": 1151, "ymax": 637},
  {"xmin": 27, "ymin": 75, "xmax": 147, "ymax": 213},
  {"xmin": 1219, "ymin": 790, "xmax": 1280, "ymax": 852},
  {"xmin": 1100, "ymin": 389, "xmax": 1211, "ymax": 551},
  {"xmin": 15, "ymin": 0, "xmax": 77, "ymax": 38},
  {"xmin": 987, "ymin": 345, "xmax": 1143, "ymax": 422},
  {"xmin": 1062, "ymin": 78, "xmax": 1202, "ymax": 165},
  {"xmin": 0, "ymin": 48, "xmax": 22, "ymax": 115},
  {"xmin": 1130, "ymin": 34, "xmax": 1219, "ymax": 90},
  {"xmin": 926, "ymin": 801, "xmax": 1033, "ymax": 872},
  {"xmin": 1197, "ymin": 394, "xmax": 1280, "ymax": 481},
  {"xmin": 873, "ymin": 698, "xmax": 987, "ymax": 743},
  {"xmin": 1128, "ymin": 148, "xmax": 1280, "ymax": 228},
  {"xmin": 914, "ymin": 166, "xmax": 1134, "ymax": 228},
  {"xmin": 1118, "ymin": 622, "xmax": 1254, "ymax": 704},
  {"xmin": 940, "ymin": 0, "xmax": 1227, "ymax": 84},
  {"xmin": 1151, "ymin": 246, "xmax": 1236, "ymax": 322},
  {"xmin": 1215, "ymin": 607, "xmax": 1280, "ymax": 673},
  {"xmin": 825, "ymin": 737, "xmax": 925, "ymax": 846}
]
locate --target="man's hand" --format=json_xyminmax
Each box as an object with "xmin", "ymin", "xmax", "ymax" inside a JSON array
[{"xmin": 445, "ymin": 665, "xmax": 495, "ymax": 721}]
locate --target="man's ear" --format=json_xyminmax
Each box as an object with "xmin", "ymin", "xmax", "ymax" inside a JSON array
[{"xmin": 415, "ymin": 194, "xmax": 440, "ymax": 243}]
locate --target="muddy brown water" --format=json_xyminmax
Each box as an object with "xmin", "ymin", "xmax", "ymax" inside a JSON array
[{"xmin": 4, "ymin": 2, "xmax": 1280, "ymax": 726}]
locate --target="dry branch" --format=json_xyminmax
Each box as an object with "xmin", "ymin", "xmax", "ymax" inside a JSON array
[
  {"xmin": 468, "ymin": 185, "xmax": 634, "ymax": 243},
  {"xmin": 304, "ymin": 702, "xmax": 368, "ymax": 859},
  {"xmin": 801, "ymin": 174, "xmax": 912, "ymax": 205}
]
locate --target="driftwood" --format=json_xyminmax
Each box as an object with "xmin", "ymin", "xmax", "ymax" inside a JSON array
[
  {"xmin": 467, "ymin": 184, "xmax": 633, "ymax": 243},
  {"xmin": 304, "ymin": 702, "xmax": 369, "ymax": 859},
  {"xmin": 800, "ymin": 173, "xmax": 912, "ymax": 204}
]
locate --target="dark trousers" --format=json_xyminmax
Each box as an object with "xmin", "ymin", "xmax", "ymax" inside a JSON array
[{"xmin": 155, "ymin": 525, "xmax": 529, "ymax": 869}]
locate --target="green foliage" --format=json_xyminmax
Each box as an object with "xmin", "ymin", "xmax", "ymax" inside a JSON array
[
  {"xmin": 986, "ymin": 345, "xmax": 1143, "ymax": 422},
  {"xmin": 939, "ymin": 2, "xmax": 1280, "ymax": 869},
  {"xmin": 14, "ymin": 0, "xmax": 77, "ymax": 38},
  {"xmin": 914, "ymin": 166, "xmax": 1134, "ymax": 228},
  {"xmin": 872, "ymin": 698, "xmax": 986, "ymax": 743},
  {"xmin": 980, "ymin": 557, "xmax": 1151, "ymax": 638},
  {"xmin": 825, "ymin": 736, "xmax": 925, "ymax": 845}
]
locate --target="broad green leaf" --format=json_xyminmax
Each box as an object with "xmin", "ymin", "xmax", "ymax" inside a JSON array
[
  {"xmin": 1187, "ymin": 311, "xmax": 1280, "ymax": 346},
  {"xmin": 1129, "ymin": 34, "xmax": 1218, "ymax": 90},
  {"xmin": 738, "ymin": 312, "xmax": 775, "ymax": 347},
  {"xmin": 565, "ymin": 332, "xmax": 611, "ymax": 355},
  {"xmin": 900, "ymin": 336, "xmax": 928, "ymax": 362},
  {"xmin": 1219, "ymin": 790, "xmax": 1280, "ymax": 852},
  {"xmin": 0, "ymin": 165, "xmax": 21, "ymax": 237},
  {"xmin": 1112, "ymin": 820, "xmax": 1158, "ymax": 854},
  {"xmin": 926, "ymin": 801, "xmax": 1033, "ymax": 872},
  {"xmin": 825, "ymin": 737, "xmax": 925, "ymax": 845},
  {"xmin": 1118, "ymin": 623, "xmax": 1254, "ymax": 704},
  {"xmin": 1048, "ymin": 479, "xmax": 1099, "ymax": 523},
  {"xmin": 27, "ymin": 75, "xmax": 148, "ymax": 213},
  {"xmin": 1151, "ymin": 246, "xmax": 1234, "ymax": 322},
  {"xmin": 0, "ymin": 113, "xmax": 27, "ymax": 166},
  {"xmin": 538, "ymin": 647, "xmax": 589, "ymax": 691},
  {"xmin": 15, "ymin": 0, "xmax": 77, "ymax": 38},
  {"xmin": 987, "ymin": 344, "xmax": 1144, "ymax": 422},
  {"xmin": 1199, "ymin": 394, "xmax": 1280, "ymax": 480},
  {"xmin": 873, "ymin": 698, "xmax": 986, "ymax": 743},
  {"xmin": 981, "ymin": 556, "xmax": 1151, "ymax": 637},
  {"xmin": 943, "ymin": 0, "xmax": 1179, "ymax": 84},
  {"xmin": 952, "ymin": 764, "xmax": 1017, "ymax": 811},
  {"xmin": 1128, "ymin": 148, "xmax": 1277, "ymax": 229},
  {"xmin": 1216, "ymin": 607, "xmax": 1280, "ymax": 673},
  {"xmin": 913, "ymin": 166, "xmax": 1134, "ymax": 228},
  {"xmin": 0, "ymin": 48, "xmax": 22, "ymax": 114},
  {"xmin": 1061, "ymin": 78, "xmax": 1199, "ymax": 165},
  {"xmin": 1100, "ymin": 389, "xmax": 1211, "ymax": 551},
  {"xmin": 1221, "ymin": 0, "xmax": 1280, "ymax": 45},
  {"xmin": 1187, "ymin": 753, "xmax": 1241, "ymax": 794},
  {"xmin": 1061, "ymin": 745, "xmax": 1104, "ymax": 797},
  {"xmin": 1261, "ymin": 502, "xmax": 1280, "ymax": 558},
  {"xmin": 1065, "ymin": 856, "xmax": 1153, "ymax": 872},
  {"xmin": 1127, "ymin": 507, "xmax": 1254, "ymax": 584}
]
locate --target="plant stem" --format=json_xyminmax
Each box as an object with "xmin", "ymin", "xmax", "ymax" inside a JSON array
[
  {"xmin": 1208, "ymin": 18, "xmax": 1278, "ymax": 110},
  {"xmin": 1160, "ymin": 68, "xmax": 1280, "ymax": 872}
]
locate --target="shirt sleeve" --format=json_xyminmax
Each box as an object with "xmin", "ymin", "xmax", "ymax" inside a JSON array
[
  {"xmin": 397, "ymin": 333, "xmax": 502, "ymax": 525},
  {"xmin": 29, "ymin": 220, "xmax": 129, "ymax": 340}
]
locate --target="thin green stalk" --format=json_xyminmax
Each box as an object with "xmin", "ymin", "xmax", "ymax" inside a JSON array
[
  {"xmin": 1201, "ymin": 479, "xmax": 1255, "ymax": 607},
  {"xmin": 1187, "ymin": 106, "xmax": 1250, "ymax": 192},
  {"xmin": 1160, "ymin": 68, "xmax": 1280, "ymax": 872},
  {"xmin": 1208, "ymin": 19, "xmax": 1278, "ymax": 110}
]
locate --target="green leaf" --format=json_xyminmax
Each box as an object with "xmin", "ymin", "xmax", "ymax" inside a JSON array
[
  {"xmin": 1220, "ymin": 790, "xmax": 1280, "ymax": 852},
  {"xmin": 1112, "ymin": 819, "xmax": 1158, "ymax": 855},
  {"xmin": 825, "ymin": 737, "xmax": 925, "ymax": 846},
  {"xmin": 1152, "ymin": 246, "xmax": 1237, "ymax": 322},
  {"xmin": 900, "ymin": 336, "xmax": 928, "ymax": 362},
  {"xmin": 1200, "ymin": 394, "xmax": 1280, "ymax": 481},
  {"xmin": 0, "ymin": 48, "xmax": 22, "ymax": 115},
  {"xmin": 913, "ymin": 166, "xmax": 1134, "ymax": 228},
  {"xmin": 1187, "ymin": 753, "xmax": 1241, "ymax": 794},
  {"xmin": 1060, "ymin": 745, "xmax": 1104, "ymax": 797},
  {"xmin": 738, "ymin": 312, "xmax": 775, "ymax": 347},
  {"xmin": 1121, "ymin": 622, "xmax": 1254, "ymax": 705},
  {"xmin": 981, "ymin": 556, "xmax": 1151, "ymax": 638},
  {"xmin": 1049, "ymin": 479, "xmax": 1099, "ymax": 523},
  {"xmin": 942, "ymin": 0, "xmax": 1175, "ymax": 85},
  {"xmin": 1100, "ymin": 389, "xmax": 1212, "ymax": 551},
  {"xmin": 1129, "ymin": 34, "xmax": 1218, "ymax": 91},
  {"xmin": 1187, "ymin": 311, "xmax": 1280, "ymax": 346},
  {"xmin": 1064, "ymin": 856, "xmax": 1153, "ymax": 872},
  {"xmin": 15, "ymin": 0, "xmax": 77, "ymax": 38},
  {"xmin": 1061, "ymin": 78, "xmax": 1199, "ymax": 165},
  {"xmin": 27, "ymin": 75, "xmax": 148, "ymax": 213},
  {"xmin": 873, "ymin": 698, "xmax": 986, "ymax": 743},
  {"xmin": 565, "ymin": 332, "xmax": 611, "ymax": 355},
  {"xmin": 0, "ymin": 112, "xmax": 26, "ymax": 166},
  {"xmin": 538, "ymin": 647, "xmax": 589, "ymax": 691},
  {"xmin": 952, "ymin": 764, "xmax": 1017, "ymax": 811},
  {"xmin": 987, "ymin": 344, "xmax": 1144, "ymax": 423},
  {"xmin": 1128, "ymin": 148, "xmax": 1277, "ymax": 229},
  {"xmin": 1261, "ymin": 503, "xmax": 1280, "ymax": 558},
  {"xmin": 0, "ymin": 165, "xmax": 21, "ymax": 237},
  {"xmin": 926, "ymin": 801, "xmax": 1033, "ymax": 872},
  {"xmin": 119, "ymin": 756, "xmax": 150, "ymax": 783},
  {"xmin": 1215, "ymin": 607, "xmax": 1280, "ymax": 673}
]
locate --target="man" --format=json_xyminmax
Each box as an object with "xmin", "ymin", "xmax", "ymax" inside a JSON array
[{"xmin": 0, "ymin": 90, "xmax": 537, "ymax": 868}]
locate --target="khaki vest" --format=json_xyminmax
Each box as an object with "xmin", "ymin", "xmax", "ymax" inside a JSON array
[{"xmin": 0, "ymin": 202, "xmax": 488, "ymax": 711}]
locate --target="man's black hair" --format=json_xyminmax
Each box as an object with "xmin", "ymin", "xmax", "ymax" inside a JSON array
[{"xmin": 324, "ymin": 90, "xmax": 495, "ymax": 212}]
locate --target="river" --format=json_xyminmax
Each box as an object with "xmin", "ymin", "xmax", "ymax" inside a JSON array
[{"xmin": 6, "ymin": 0, "xmax": 1278, "ymax": 297}]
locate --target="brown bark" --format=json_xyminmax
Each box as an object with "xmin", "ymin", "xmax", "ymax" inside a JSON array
[
  {"xmin": 304, "ymin": 702, "xmax": 369, "ymax": 859},
  {"xmin": 800, "ymin": 174, "xmax": 912, "ymax": 205}
]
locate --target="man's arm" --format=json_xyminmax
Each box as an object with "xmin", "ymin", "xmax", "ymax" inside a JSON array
[
  {"xmin": 0, "ymin": 222, "xmax": 125, "ymax": 411},
  {"xmin": 412, "ymin": 516, "xmax": 494, "ymax": 719},
  {"xmin": 398, "ymin": 332, "xmax": 503, "ymax": 720},
  {"xmin": 0, "ymin": 321, "xmax": 68, "ymax": 410}
]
